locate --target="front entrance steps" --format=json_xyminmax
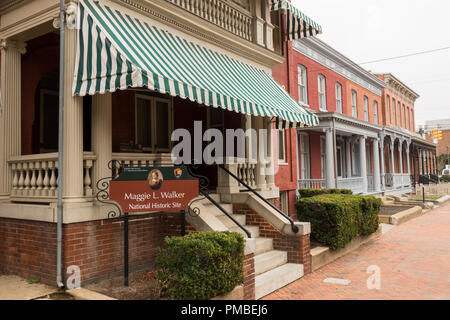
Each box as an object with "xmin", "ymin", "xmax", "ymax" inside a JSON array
[{"xmin": 187, "ymin": 194, "xmax": 304, "ymax": 300}]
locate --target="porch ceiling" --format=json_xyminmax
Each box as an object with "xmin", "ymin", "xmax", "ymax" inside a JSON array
[{"xmin": 72, "ymin": 0, "xmax": 318, "ymax": 127}]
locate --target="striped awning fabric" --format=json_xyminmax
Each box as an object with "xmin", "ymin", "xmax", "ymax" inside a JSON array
[
  {"xmin": 271, "ymin": 0, "xmax": 323, "ymax": 40},
  {"xmin": 73, "ymin": 0, "xmax": 319, "ymax": 127}
]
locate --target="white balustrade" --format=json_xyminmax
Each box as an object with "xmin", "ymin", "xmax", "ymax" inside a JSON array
[
  {"xmin": 337, "ymin": 177, "xmax": 365, "ymax": 194},
  {"xmin": 9, "ymin": 152, "xmax": 96, "ymax": 202},
  {"xmin": 166, "ymin": 0, "xmax": 253, "ymax": 41},
  {"xmin": 367, "ymin": 175, "xmax": 375, "ymax": 193},
  {"xmin": 298, "ymin": 179, "xmax": 326, "ymax": 190},
  {"xmin": 237, "ymin": 159, "xmax": 257, "ymax": 189}
]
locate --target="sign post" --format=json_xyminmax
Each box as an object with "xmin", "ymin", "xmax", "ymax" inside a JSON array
[{"xmin": 102, "ymin": 165, "xmax": 199, "ymax": 286}]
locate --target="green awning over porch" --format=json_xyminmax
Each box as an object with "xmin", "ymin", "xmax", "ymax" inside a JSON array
[
  {"xmin": 270, "ymin": 0, "xmax": 323, "ymax": 40},
  {"xmin": 72, "ymin": 0, "xmax": 319, "ymax": 127}
]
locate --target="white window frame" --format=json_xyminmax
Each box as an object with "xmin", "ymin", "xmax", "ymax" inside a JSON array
[
  {"xmin": 374, "ymin": 101, "xmax": 379, "ymax": 125},
  {"xmin": 364, "ymin": 96, "xmax": 369, "ymax": 121},
  {"xmin": 386, "ymin": 96, "xmax": 391, "ymax": 125},
  {"xmin": 392, "ymin": 99, "xmax": 397, "ymax": 126},
  {"xmin": 298, "ymin": 65, "xmax": 308, "ymax": 105},
  {"xmin": 134, "ymin": 94, "xmax": 173, "ymax": 153},
  {"xmin": 299, "ymin": 133, "xmax": 310, "ymax": 180},
  {"xmin": 318, "ymin": 74, "xmax": 327, "ymax": 111},
  {"xmin": 278, "ymin": 129, "xmax": 287, "ymax": 164},
  {"xmin": 352, "ymin": 90, "xmax": 358, "ymax": 118},
  {"xmin": 335, "ymin": 82, "xmax": 342, "ymax": 113}
]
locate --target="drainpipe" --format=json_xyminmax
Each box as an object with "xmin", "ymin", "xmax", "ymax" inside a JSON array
[{"xmin": 56, "ymin": 0, "xmax": 65, "ymax": 288}]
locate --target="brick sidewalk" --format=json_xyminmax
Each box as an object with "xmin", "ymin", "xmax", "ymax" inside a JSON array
[{"xmin": 264, "ymin": 202, "xmax": 450, "ymax": 300}]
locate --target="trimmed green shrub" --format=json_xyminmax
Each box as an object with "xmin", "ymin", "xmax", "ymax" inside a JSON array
[
  {"xmin": 298, "ymin": 188, "xmax": 353, "ymax": 198},
  {"xmin": 441, "ymin": 175, "xmax": 450, "ymax": 183},
  {"xmin": 155, "ymin": 231, "xmax": 245, "ymax": 300},
  {"xmin": 296, "ymin": 194, "xmax": 380, "ymax": 250}
]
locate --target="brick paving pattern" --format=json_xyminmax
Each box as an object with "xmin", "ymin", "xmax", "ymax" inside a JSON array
[{"xmin": 264, "ymin": 202, "xmax": 450, "ymax": 300}]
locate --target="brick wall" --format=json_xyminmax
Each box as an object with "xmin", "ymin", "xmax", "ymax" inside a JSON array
[
  {"xmin": 243, "ymin": 253, "xmax": 255, "ymax": 300},
  {"xmin": 233, "ymin": 203, "xmax": 311, "ymax": 275},
  {"xmin": 0, "ymin": 212, "xmax": 193, "ymax": 286}
]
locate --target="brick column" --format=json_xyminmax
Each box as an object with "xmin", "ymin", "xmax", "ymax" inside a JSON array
[{"xmin": 243, "ymin": 253, "xmax": 255, "ymax": 300}]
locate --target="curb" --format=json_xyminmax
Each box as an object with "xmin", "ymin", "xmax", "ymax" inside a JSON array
[
  {"xmin": 388, "ymin": 206, "xmax": 423, "ymax": 226},
  {"xmin": 66, "ymin": 288, "xmax": 117, "ymax": 300}
]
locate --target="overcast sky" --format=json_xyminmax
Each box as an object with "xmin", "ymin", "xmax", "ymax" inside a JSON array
[{"xmin": 292, "ymin": 0, "xmax": 450, "ymax": 129}]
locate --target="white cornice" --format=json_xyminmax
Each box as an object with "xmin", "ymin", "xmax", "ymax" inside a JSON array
[
  {"xmin": 378, "ymin": 73, "xmax": 420, "ymax": 103},
  {"xmin": 292, "ymin": 38, "xmax": 386, "ymax": 96}
]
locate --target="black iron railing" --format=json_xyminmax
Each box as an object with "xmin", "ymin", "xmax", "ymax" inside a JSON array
[{"xmin": 219, "ymin": 164, "xmax": 299, "ymax": 234}]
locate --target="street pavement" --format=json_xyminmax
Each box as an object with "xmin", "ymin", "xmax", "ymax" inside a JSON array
[{"xmin": 265, "ymin": 201, "xmax": 450, "ymax": 300}]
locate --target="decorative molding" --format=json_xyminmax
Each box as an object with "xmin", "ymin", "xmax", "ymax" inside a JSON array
[
  {"xmin": 0, "ymin": 39, "xmax": 26, "ymax": 54},
  {"xmin": 380, "ymin": 73, "xmax": 420, "ymax": 104},
  {"xmin": 292, "ymin": 38, "xmax": 386, "ymax": 96}
]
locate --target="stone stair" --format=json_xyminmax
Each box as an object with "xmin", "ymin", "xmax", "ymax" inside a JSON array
[{"xmin": 199, "ymin": 194, "xmax": 304, "ymax": 300}]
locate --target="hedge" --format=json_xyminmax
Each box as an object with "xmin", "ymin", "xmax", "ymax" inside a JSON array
[
  {"xmin": 298, "ymin": 188, "xmax": 353, "ymax": 198},
  {"xmin": 155, "ymin": 231, "xmax": 245, "ymax": 300},
  {"xmin": 441, "ymin": 175, "xmax": 450, "ymax": 182},
  {"xmin": 296, "ymin": 194, "xmax": 380, "ymax": 250}
]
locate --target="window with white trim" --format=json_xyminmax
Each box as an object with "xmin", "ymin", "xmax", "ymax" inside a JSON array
[
  {"xmin": 352, "ymin": 90, "xmax": 357, "ymax": 118},
  {"xmin": 298, "ymin": 65, "xmax": 308, "ymax": 104},
  {"xmin": 299, "ymin": 133, "xmax": 310, "ymax": 180},
  {"xmin": 392, "ymin": 99, "xmax": 396, "ymax": 126},
  {"xmin": 386, "ymin": 95, "xmax": 391, "ymax": 125},
  {"xmin": 318, "ymin": 74, "xmax": 327, "ymax": 111},
  {"xmin": 335, "ymin": 82, "xmax": 342, "ymax": 113},
  {"xmin": 374, "ymin": 101, "xmax": 379, "ymax": 125},
  {"xmin": 278, "ymin": 130, "xmax": 286, "ymax": 163},
  {"xmin": 364, "ymin": 96, "xmax": 369, "ymax": 121}
]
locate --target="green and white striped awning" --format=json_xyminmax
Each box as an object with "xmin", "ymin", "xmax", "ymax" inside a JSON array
[
  {"xmin": 73, "ymin": 0, "xmax": 319, "ymax": 127},
  {"xmin": 271, "ymin": 0, "xmax": 322, "ymax": 40}
]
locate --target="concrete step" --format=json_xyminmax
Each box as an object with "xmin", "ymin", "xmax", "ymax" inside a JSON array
[
  {"xmin": 203, "ymin": 203, "xmax": 233, "ymax": 215},
  {"xmin": 255, "ymin": 263, "xmax": 304, "ymax": 300},
  {"xmin": 230, "ymin": 225, "xmax": 260, "ymax": 238},
  {"xmin": 255, "ymin": 237, "xmax": 273, "ymax": 255},
  {"xmin": 217, "ymin": 214, "xmax": 246, "ymax": 228},
  {"xmin": 254, "ymin": 250, "xmax": 287, "ymax": 276}
]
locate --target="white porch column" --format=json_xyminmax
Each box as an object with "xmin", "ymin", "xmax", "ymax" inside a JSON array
[
  {"xmin": 253, "ymin": 116, "xmax": 266, "ymax": 190},
  {"xmin": 264, "ymin": 117, "xmax": 276, "ymax": 190},
  {"xmin": 325, "ymin": 128, "xmax": 335, "ymax": 188},
  {"xmin": 390, "ymin": 139, "xmax": 395, "ymax": 174},
  {"xmin": 406, "ymin": 142, "xmax": 411, "ymax": 184},
  {"xmin": 398, "ymin": 139, "xmax": 404, "ymax": 175},
  {"xmin": 63, "ymin": 29, "xmax": 84, "ymax": 202},
  {"xmin": 0, "ymin": 40, "xmax": 26, "ymax": 200},
  {"xmin": 359, "ymin": 136, "xmax": 368, "ymax": 193},
  {"xmin": 373, "ymin": 138, "xmax": 381, "ymax": 193},
  {"xmin": 346, "ymin": 139, "xmax": 352, "ymax": 178},
  {"xmin": 92, "ymin": 93, "xmax": 112, "ymax": 193},
  {"xmin": 379, "ymin": 135, "xmax": 386, "ymax": 191}
]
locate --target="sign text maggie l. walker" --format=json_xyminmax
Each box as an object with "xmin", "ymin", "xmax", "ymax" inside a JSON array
[{"xmin": 109, "ymin": 166, "xmax": 198, "ymax": 213}]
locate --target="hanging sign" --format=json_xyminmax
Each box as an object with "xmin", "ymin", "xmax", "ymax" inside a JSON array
[{"xmin": 109, "ymin": 166, "xmax": 199, "ymax": 213}]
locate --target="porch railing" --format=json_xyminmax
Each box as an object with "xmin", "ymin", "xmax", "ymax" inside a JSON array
[
  {"xmin": 298, "ymin": 179, "xmax": 326, "ymax": 190},
  {"xmin": 367, "ymin": 175, "xmax": 375, "ymax": 193},
  {"xmin": 386, "ymin": 173, "xmax": 411, "ymax": 190},
  {"xmin": 166, "ymin": 0, "xmax": 253, "ymax": 41},
  {"xmin": 111, "ymin": 153, "xmax": 174, "ymax": 178},
  {"xmin": 337, "ymin": 177, "xmax": 364, "ymax": 194},
  {"xmin": 9, "ymin": 152, "xmax": 96, "ymax": 203},
  {"xmin": 237, "ymin": 159, "xmax": 257, "ymax": 190}
]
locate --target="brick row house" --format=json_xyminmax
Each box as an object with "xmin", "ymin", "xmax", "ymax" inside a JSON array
[
  {"xmin": 272, "ymin": 37, "xmax": 436, "ymax": 218},
  {"xmin": 0, "ymin": 0, "xmax": 326, "ymax": 299}
]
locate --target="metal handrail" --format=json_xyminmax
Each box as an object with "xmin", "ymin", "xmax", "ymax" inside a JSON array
[
  {"xmin": 200, "ymin": 190, "xmax": 252, "ymax": 239},
  {"xmin": 218, "ymin": 164, "xmax": 299, "ymax": 234}
]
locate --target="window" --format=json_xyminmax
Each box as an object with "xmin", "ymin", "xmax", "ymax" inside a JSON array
[
  {"xmin": 335, "ymin": 82, "xmax": 342, "ymax": 113},
  {"xmin": 410, "ymin": 108, "xmax": 414, "ymax": 130},
  {"xmin": 403, "ymin": 104, "xmax": 406, "ymax": 129},
  {"xmin": 280, "ymin": 191, "xmax": 289, "ymax": 214},
  {"xmin": 318, "ymin": 74, "xmax": 327, "ymax": 110},
  {"xmin": 320, "ymin": 137, "xmax": 326, "ymax": 179},
  {"xmin": 352, "ymin": 143, "xmax": 360, "ymax": 176},
  {"xmin": 298, "ymin": 65, "xmax": 308, "ymax": 104},
  {"xmin": 392, "ymin": 99, "xmax": 396, "ymax": 126},
  {"xmin": 135, "ymin": 95, "xmax": 173, "ymax": 153},
  {"xmin": 351, "ymin": 90, "xmax": 358, "ymax": 118},
  {"xmin": 397, "ymin": 104, "xmax": 401, "ymax": 127},
  {"xmin": 336, "ymin": 141, "xmax": 345, "ymax": 178},
  {"xmin": 278, "ymin": 130, "xmax": 286, "ymax": 163},
  {"xmin": 386, "ymin": 95, "xmax": 391, "ymax": 125},
  {"xmin": 299, "ymin": 134, "xmax": 310, "ymax": 179},
  {"xmin": 374, "ymin": 101, "xmax": 379, "ymax": 125},
  {"xmin": 364, "ymin": 96, "xmax": 369, "ymax": 121},
  {"xmin": 407, "ymin": 106, "xmax": 410, "ymax": 130}
]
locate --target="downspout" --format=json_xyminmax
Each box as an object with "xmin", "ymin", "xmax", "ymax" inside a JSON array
[{"xmin": 57, "ymin": 0, "xmax": 65, "ymax": 288}]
